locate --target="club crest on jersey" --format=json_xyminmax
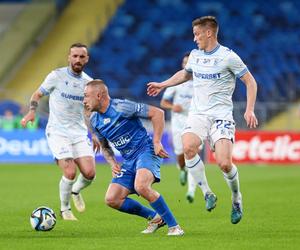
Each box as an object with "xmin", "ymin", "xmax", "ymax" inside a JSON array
[
  {"xmin": 103, "ymin": 118, "xmax": 111, "ymax": 125},
  {"xmin": 73, "ymin": 82, "xmax": 80, "ymax": 88},
  {"xmin": 203, "ymin": 58, "xmax": 210, "ymax": 64}
]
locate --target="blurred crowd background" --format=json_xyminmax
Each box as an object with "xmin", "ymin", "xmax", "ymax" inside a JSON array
[{"xmin": 0, "ymin": 0, "xmax": 300, "ymax": 131}]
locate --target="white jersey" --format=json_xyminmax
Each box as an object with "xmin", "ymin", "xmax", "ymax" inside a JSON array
[
  {"xmin": 39, "ymin": 67, "xmax": 92, "ymax": 141},
  {"xmin": 185, "ymin": 44, "xmax": 248, "ymax": 121},
  {"xmin": 162, "ymin": 80, "xmax": 193, "ymax": 132}
]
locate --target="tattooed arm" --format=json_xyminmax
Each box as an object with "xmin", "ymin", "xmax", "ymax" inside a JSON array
[{"xmin": 99, "ymin": 137, "xmax": 121, "ymax": 177}]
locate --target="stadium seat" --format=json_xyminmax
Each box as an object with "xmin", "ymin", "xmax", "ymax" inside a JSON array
[{"xmin": 85, "ymin": 0, "xmax": 300, "ymax": 108}]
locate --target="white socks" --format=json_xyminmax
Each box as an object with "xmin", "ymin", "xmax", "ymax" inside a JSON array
[
  {"xmin": 187, "ymin": 171, "xmax": 197, "ymax": 194},
  {"xmin": 223, "ymin": 164, "xmax": 241, "ymax": 203},
  {"xmin": 72, "ymin": 173, "xmax": 94, "ymax": 194},
  {"xmin": 185, "ymin": 154, "xmax": 211, "ymax": 196},
  {"xmin": 59, "ymin": 176, "xmax": 75, "ymax": 211}
]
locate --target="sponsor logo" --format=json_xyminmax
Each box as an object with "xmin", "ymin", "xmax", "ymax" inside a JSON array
[
  {"xmin": 112, "ymin": 134, "xmax": 131, "ymax": 147},
  {"xmin": 194, "ymin": 72, "xmax": 221, "ymax": 79},
  {"xmin": 233, "ymin": 135, "xmax": 300, "ymax": 162},
  {"xmin": 61, "ymin": 92, "xmax": 84, "ymax": 101},
  {"xmin": 207, "ymin": 131, "xmax": 300, "ymax": 163},
  {"xmin": 0, "ymin": 137, "xmax": 51, "ymax": 156}
]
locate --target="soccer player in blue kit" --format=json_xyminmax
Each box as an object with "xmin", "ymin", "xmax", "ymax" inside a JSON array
[{"xmin": 83, "ymin": 79, "xmax": 184, "ymax": 236}]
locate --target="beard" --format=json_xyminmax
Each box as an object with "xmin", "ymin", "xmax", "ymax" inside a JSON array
[{"xmin": 71, "ymin": 63, "xmax": 84, "ymax": 73}]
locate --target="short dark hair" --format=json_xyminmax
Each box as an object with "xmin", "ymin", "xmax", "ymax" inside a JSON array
[
  {"xmin": 69, "ymin": 43, "xmax": 88, "ymax": 54},
  {"xmin": 86, "ymin": 79, "xmax": 106, "ymax": 88},
  {"xmin": 70, "ymin": 43, "xmax": 88, "ymax": 49},
  {"xmin": 192, "ymin": 16, "xmax": 219, "ymax": 35}
]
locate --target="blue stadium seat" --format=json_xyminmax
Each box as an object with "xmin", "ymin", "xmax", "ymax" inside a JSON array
[{"xmin": 85, "ymin": 0, "xmax": 300, "ymax": 106}]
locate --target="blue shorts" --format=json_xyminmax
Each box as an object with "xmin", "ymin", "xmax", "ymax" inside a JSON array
[{"xmin": 112, "ymin": 149, "xmax": 162, "ymax": 193}]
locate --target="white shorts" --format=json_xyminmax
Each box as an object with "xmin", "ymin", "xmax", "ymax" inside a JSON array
[
  {"xmin": 182, "ymin": 114, "xmax": 235, "ymax": 151},
  {"xmin": 46, "ymin": 133, "xmax": 94, "ymax": 160}
]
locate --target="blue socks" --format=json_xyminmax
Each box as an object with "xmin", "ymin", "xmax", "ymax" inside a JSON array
[
  {"xmin": 119, "ymin": 197, "xmax": 156, "ymax": 219},
  {"xmin": 150, "ymin": 195, "xmax": 177, "ymax": 227}
]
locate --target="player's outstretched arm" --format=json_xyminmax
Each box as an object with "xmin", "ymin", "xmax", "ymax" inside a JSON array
[
  {"xmin": 147, "ymin": 69, "xmax": 191, "ymax": 96},
  {"xmin": 240, "ymin": 71, "xmax": 258, "ymax": 128},
  {"xmin": 99, "ymin": 137, "xmax": 120, "ymax": 176},
  {"xmin": 147, "ymin": 106, "xmax": 169, "ymax": 158},
  {"xmin": 21, "ymin": 89, "xmax": 44, "ymax": 128}
]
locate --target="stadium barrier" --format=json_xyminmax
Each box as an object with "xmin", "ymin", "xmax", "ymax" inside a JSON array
[
  {"xmin": 2, "ymin": 129, "xmax": 299, "ymax": 164},
  {"xmin": 207, "ymin": 130, "xmax": 300, "ymax": 164},
  {"xmin": 0, "ymin": 129, "xmax": 175, "ymax": 163}
]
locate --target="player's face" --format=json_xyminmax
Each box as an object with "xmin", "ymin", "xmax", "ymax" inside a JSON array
[
  {"xmin": 83, "ymin": 86, "xmax": 100, "ymax": 112},
  {"xmin": 193, "ymin": 25, "xmax": 209, "ymax": 50},
  {"xmin": 68, "ymin": 47, "xmax": 89, "ymax": 73}
]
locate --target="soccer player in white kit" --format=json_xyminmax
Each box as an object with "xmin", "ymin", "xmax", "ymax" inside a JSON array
[
  {"xmin": 161, "ymin": 52, "xmax": 199, "ymax": 203},
  {"xmin": 21, "ymin": 43, "xmax": 98, "ymax": 221},
  {"xmin": 148, "ymin": 16, "xmax": 258, "ymax": 224}
]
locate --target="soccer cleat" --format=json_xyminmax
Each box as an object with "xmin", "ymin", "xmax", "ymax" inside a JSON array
[
  {"xmin": 141, "ymin": 215, "xmax": 166, "ymax": 234},
  {"xmin": 205, "ymin": 192, "xmax": 217, "ymax": 212},
  {"xmin": 179, "ymin": 169, "xmax": 187, "ymax": 186},
  {"xmin": 72, "ymin": 193, "xmax": 85, "ymax": 212},
  {"xmin": 167, "ymin": 225, "xmax": 184, "ymax": 236},
  {"xmin": 186, "ymin": 191, "xmax": 195, "ymax": 203},
  {"xmin": 61, "ymin": 209, "xmax": 78, "ymax": 221},
  {"xmin": 231, "ymin": 202, "xmax": 243, "ymax": 224}
]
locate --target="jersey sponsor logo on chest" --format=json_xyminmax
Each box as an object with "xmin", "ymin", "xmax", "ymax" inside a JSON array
[
  {"xmin": 112, "ymin": 134, "xmax": 131, "ymax": 147},
  {"xmin": 194, "ymin": 72, "xmax": 221, "ymax": 79}
]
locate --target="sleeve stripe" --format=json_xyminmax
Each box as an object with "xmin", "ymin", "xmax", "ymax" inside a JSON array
[
  {"xmin": 185, "ymin": 68, "xmax": 193, "ymax": 73},
  {"xmin": 39, "ymin": 86, "xmax": 49, "ymax": 96},
  {"xmin": 236, "ymin": 67, "xmax": 248, "ymax": 78}
]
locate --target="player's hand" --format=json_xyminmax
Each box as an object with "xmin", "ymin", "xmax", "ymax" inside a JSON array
[
  {"xmin": 172, "ymin": 104, "xmax": 183, "ymax": 113},
  {"xmin": 153, "ymin": 142, "xmax": 169, "ymax": 158},
  {"xmin": 244, "ymin": 110, "xmax": 258, "ymax": 128},
  {"xmin": 92, "ymin": 134, "xmax": 101, "ymax": 153},
  {"xmin": 21, "ymin": 111, "xmax": 35, "ymax": 128},
  {"xmin": 147, "ymin": 82, "xmax": 164, "ymax": 96},
  {"xmin": 111, "ymin": 163, "xmax": 121, "ymax": 177}
]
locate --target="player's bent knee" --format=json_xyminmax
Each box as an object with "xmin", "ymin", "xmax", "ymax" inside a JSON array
[
  {"xmin": 63, "ymin": 170, "xmax": 76, "ymax": 180},
  {"xmin": 134, "ymin": 184, "xmax": 151, "ymax": 198},
  {"xmin": 82, "ymin": 170, "xmax": 95, "ymax": 180},
  {"xmin": 183, "ymin": 145, "xmax": 197, "ymax": 159},
  {"xmin": 105, "ymin": 195, "xmax": 120, "ymax": 209},
  {"xmin": 217, "ymin": 160, "xmax": 232, "ymax": 172}
]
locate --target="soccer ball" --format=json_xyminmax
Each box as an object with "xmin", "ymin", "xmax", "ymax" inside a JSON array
[{"xmin": 30, "ymin": 206, "xmax": 56, "ymax": 231}]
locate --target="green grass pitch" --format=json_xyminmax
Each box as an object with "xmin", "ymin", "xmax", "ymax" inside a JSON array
[{"xmin": 0, "ymin": 163, "xmax": 299, "ymax": 250}]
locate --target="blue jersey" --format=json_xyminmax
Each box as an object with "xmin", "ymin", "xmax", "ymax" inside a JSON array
[{"xmin": 90, "ymin": 99, "xmax": 153, "ymax": 160}]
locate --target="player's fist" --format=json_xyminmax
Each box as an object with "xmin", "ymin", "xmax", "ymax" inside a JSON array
[
  {"xmin": 111, "ymin": 163, "xmax": 121, "ymax": 177},
  {"xmin": 21, "ymin": 111, "xmax": 35, "ymax": 128},
  {"xmin": 172, "ymin": 104, "xmax": 183, "ymax": 113},
  {"xmin": 153, "ymin": 141, "xmax": 169, "ymax": 158}
]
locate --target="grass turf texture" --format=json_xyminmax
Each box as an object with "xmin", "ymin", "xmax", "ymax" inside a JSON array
[{"xmin": 0, "ymin": 164, "xmax": 299, "ymax": 250}]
